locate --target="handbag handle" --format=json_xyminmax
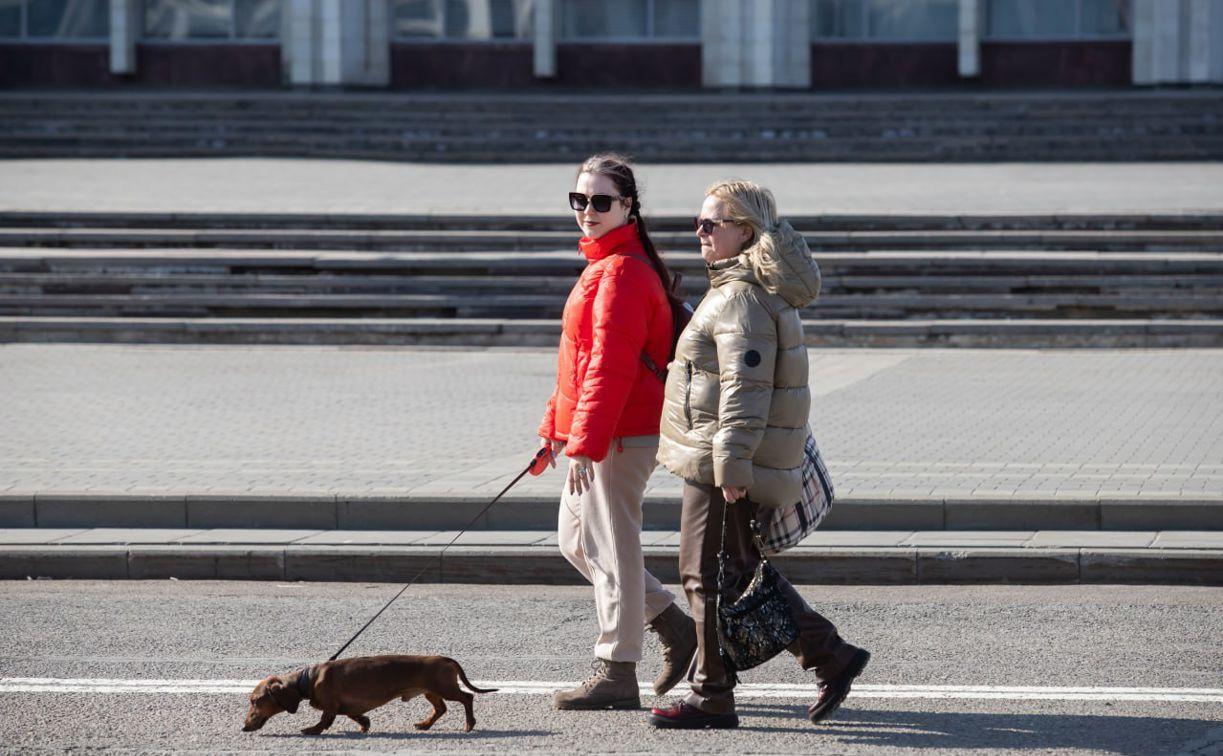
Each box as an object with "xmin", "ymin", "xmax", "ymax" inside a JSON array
[{"xmin": 716, "ymin": 492, "xmax": 769, "ymax": 598}]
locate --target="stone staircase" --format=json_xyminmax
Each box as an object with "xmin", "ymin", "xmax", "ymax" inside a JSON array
[
  {"xmin": 1, "ymin": 211, "xmax": 1221, "ymax": 347},
  {"xmin": 2, "ymin": 89, "xmax": 1221, "ymax": 162}
]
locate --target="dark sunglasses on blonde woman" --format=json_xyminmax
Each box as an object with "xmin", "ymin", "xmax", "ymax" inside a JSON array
[
  {"xmin": 569, "ymin": 193, "xmax": 624, "ymax": 213},
  {"xmin": 694, "ymin": 217, "xmax": 736, "ymax": 234}
]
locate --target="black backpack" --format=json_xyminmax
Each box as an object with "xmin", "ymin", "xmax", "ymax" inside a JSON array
[{"xmin": 641, "ymin": 272, "xmax": 694, "ymax": 382}]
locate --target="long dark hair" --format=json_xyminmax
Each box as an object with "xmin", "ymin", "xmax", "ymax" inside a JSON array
[{"xmin": 578, "ymin": 153, "xmax": 677, "ymax": 298}]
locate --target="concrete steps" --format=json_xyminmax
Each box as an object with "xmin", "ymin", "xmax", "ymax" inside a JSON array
[
  {"xmin": 1, "ymin": 212, "xmax": 1221, "ymax": 346},
  {"xmin": 4, "ymin": 211, "xmax": 1220, "ymax": 232},
  {"xmin": 2, "ymin": 90, "xmax": 1220, "ymax": 162},
  {"xmin": 4, "ymin": 226, "xmax": 1221, "ymax": 251}
]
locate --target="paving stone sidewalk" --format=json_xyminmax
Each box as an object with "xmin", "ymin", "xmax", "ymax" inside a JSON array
[
  {"xmin": 1, "ymin": 344, "xmax": 1220, "ymax": 504},
  {"xmin": 3, "ymin": 159, "xmax": 1222, "ymax": 216}
]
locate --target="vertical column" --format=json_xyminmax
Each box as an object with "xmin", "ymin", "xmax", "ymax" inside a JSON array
[
  {"xmin": 772, "ymin": 0, "xmax": 810, "ymax": 88},
  {"xmin": 702, "ymin": 0, "xmax": 807, "ymax": 88},
  {"xmin": 1187, "ymin": 0, "xmax": 1223, "ymax": 83},
  {"xmin": 533, "ymin": 0, "xmax": 557, "ymax": 77},
  {"xmin": 1153, "ymin": 0, "xmax": 1188, "ymax": 81},
  {"xmin": 741, "ymin": 0, "xmax": 773, "ymax": 87},
  {"xmin": 1131, "ymin": 0, "xmax": 1156, "ymax": 83},
  {"xmin": 702, "ymin": 0, "xmax": 742, "ymax": 88},
  {"xmin": 534, "ymin": 0, "xmax": 556, "ymax": 78},
  {"xmin": 363, "ymin": 0, "xmax": 390, "ymax": 86},
  {"xmin": 109, "ymin": 0, "xmax": 141, "ymax": 75},
  {"xmin": 286, "ymin": 0, "xmax": 388, "ymax": 87},
  {"xmin": 958, "ymin": 0, "xmax": 982, "ymax": 78},
  {"xmin": 1134, "ymin": 0, "xmax": 1223, "ymax": 84},
  {"xmin": 286, "ymin": 0, "xmax": 319, "ymax": 85}
]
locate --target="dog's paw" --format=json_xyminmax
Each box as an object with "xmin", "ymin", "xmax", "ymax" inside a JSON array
[
  {"xmin": 414, "ymin": 722, "xmax": 432, "ymax": 731},
  {"xmin": 301, "ymin": 726, "xmax": 323, "ymax": 736}
]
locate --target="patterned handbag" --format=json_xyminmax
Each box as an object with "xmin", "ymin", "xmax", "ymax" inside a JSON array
[
  {"xmin": 758, "ymin": 429, "xmax": 834, "ymax": 556},
  {"xmin": 715, "ymin": 501, "xmax": 800, "ymax": 675}
]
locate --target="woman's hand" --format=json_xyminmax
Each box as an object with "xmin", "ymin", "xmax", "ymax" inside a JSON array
[
  {"xmin": 721, "ymin": 485, "xmax": 747, "ymax": 503},
  {"xmin": 540, "ymin": 437, "xmax": 564, "ymax": 469},
  {"xmin": 567, "ymin": 455, "xmax": 595, "ymax": 496}
]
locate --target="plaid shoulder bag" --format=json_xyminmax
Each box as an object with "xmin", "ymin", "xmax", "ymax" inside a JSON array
[{"xmin": 758, "ymin": 429, "xmax": 834, "ymax": 556}]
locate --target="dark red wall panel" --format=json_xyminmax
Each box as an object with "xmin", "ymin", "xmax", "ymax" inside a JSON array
[
  {"xmin": 0, "ymin": 44, "xmax": 115, "ymax": 87},
  {"xmin": 812, "ymin": 43, "xmax": 959, "ymax": 89},
  {"xmin": 391, "ymin": 42, "xmax": 700, "ymax": 89},
  {"xmin": 134, "ymin": 44, "xmax": 281, "ymax": 87},
  {"xmin": 980, "ymin": 41, "xmax": 1131, "ymax": 87},
  {"xmin": 392, "ymin": 43, "xmax": 535, "ymax": 88}
]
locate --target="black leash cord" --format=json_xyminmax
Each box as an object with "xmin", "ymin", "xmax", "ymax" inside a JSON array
[{"xmin": 328, "ymin": 447, "xmax": 552, "ymax": 662}]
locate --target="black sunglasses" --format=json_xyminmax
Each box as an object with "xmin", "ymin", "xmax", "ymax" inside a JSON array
[
  {"xmin": 569, "ymin": 193, "xmax": 624, "ymax": 213},
  {"xmin": 694, "ymin": 217, "xmax": 736, "ymax": 234}
]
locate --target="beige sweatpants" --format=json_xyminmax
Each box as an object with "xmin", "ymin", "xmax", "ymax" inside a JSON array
[{"xmin": 558, "ymin": 442, "xmax": 676, "ymax": 663}]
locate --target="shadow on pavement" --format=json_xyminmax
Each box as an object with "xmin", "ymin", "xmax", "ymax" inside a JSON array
[
  {"xmin": 264, "ymin": 729, "xmax": 554, "ymax": 740},
  {"xmin": 736, "ymin": 703, "xmax": 1220, "ymax": 754}
]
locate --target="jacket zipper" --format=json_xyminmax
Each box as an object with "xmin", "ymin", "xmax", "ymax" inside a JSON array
[{"xmin": 684, "ymin": 360, "xmax": 693, "ymax": 431}]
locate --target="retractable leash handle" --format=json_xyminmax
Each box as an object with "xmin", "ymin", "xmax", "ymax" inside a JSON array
[
  {"xmin": 529, "ymin": 444, "xmax": 554, "ymax": 476},
  {"xmin": 327, "ymin": 446, "xmax": 555, "ymax": 662}
]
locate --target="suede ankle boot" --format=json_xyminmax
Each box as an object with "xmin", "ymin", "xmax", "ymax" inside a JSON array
[
  {"xmin": 647, "ymin": 603, "xmax": 698, "ymax": 695},
  {"xmin": 553, "ymin": 659, "xmax": 640, "ymax": 710}
]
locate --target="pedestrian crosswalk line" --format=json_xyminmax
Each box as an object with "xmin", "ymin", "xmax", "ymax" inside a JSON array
[{"xmin": 2, "ymin": 678, "xmax": 1221, "ymax": 702}]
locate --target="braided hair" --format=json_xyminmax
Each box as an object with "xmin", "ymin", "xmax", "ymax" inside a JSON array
[{"xmin": 577, "ymin": 153, "xmax": 677, "ymax": 299}]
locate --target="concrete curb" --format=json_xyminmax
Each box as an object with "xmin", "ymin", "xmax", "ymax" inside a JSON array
[
  {"xmin": 4, "ymin": 493, "xmax": 1222, "ymax": 532},
  {"xmin": 1, "ymin": 544, "xmax": 1219, "ymax": 585}
]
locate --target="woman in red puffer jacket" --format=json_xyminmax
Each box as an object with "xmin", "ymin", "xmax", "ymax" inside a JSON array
[{"xmin": 539, "ymin": 154, "xmax": 697, "ymax": 712}]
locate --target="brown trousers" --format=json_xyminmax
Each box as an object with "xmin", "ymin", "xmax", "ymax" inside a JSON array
[{"xmin": 679, "ymin": 481, "xmax": 859, "ymax": 715}]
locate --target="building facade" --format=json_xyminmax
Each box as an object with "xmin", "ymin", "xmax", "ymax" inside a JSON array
[{"xmin": 1, "ymin": 0, "xmax": 1221, "ymax": 89}]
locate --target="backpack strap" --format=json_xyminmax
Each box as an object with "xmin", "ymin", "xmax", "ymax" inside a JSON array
[
  {"xmin": 640, "ymin": 351, "xmax": 667, "ymax": 382},
  {"xmin": 641, "ymin": 272, "xmax": 684, "ymax": 382}
]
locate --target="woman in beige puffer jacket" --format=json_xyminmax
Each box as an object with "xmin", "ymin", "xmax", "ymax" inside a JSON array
[
  {"xmin": 655, "ymin": 196, "xmax": 819, "ymax": 509},
  {"xmin": 648, "ymin": 181, "xmax": 870, "ymax": 731}
]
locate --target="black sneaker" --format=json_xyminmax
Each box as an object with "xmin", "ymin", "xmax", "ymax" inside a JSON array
[
  {"xmin": 649, "ymin": 702, "xmax": 739, "ymax": 729},
  {"xmin": 808, "ymin": 648, "xmax": 871, "ymax": 724}
]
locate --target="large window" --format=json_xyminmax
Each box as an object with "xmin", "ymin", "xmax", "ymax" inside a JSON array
[
  {"xmin": 0, "ymin": 0, "xmax": 109, "ymax": 39},
  {"xmin": 559, "ymin": 0, "xmax": 698, "ymax": 41},
  {"xmin": 811, "ymin": 0, "xmax": 958, "ymax": 41},
  {"xmin": 392, "ymin": 0, "xmax": 535, "ymax": 40},
  {"xmin": 985, "ymin": 0, "xmax": 1131, "ymax": 40},
  {"xmin": 144, "ymin": 0, "xmax": 280, "ymax": 40}
]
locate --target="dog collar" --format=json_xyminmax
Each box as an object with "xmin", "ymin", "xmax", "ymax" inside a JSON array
[{"xmin": 296, "ymin": 665, "xmax": 313, "ymax": 700}]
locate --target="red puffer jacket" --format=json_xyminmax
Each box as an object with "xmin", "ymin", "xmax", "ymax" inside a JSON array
[{"xmin": 539, "ymin": 221, "xmax": 673, "ymax": 462}]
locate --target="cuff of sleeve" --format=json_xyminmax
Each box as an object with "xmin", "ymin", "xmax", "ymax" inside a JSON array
[
  {"xmin": 565, "ymin": 437, "xmax": 608, "ymax": 463},
  {"xmin": 714, "ymin": 457, "xmax": 753, "ymax": 489}
]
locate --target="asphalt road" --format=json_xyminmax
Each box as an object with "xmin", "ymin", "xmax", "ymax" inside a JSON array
[{"xmin": 3, "ymin": 581, "xmax": 1222, "ymax": 754}]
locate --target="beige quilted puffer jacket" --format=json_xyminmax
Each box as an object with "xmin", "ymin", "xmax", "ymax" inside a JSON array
[{"xmin": 656, "ymin": 221, "xmax": 820, "ymax": 509}]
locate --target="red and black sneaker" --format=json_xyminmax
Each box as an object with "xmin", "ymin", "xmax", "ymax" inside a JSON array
[
  {"xmin": 808, "ymin": 648, "xmax": 871, "ymax": 724},
  {"xmin": 649, "ymin": 702, "xmax": 739, "ymax": 730}
]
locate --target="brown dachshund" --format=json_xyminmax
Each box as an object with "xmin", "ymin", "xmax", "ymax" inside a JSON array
[{"xmin": 242, "ymin": 654, "xmax": 497, "ymax": 735}]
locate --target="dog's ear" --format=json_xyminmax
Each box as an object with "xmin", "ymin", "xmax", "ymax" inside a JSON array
[{"xmin": 267, "ymin": 681, "xmax": 299, "ymax": 714}]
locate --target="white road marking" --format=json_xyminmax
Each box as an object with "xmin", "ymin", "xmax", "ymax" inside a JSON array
[{"xmin": 2, "ymin": 678, "xmax": 1221, "ymax": 703}]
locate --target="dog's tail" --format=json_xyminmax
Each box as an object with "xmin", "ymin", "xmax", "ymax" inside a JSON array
[{"xmin": 452, "ymin": 659, "xmax": 498, "ymax": 694}]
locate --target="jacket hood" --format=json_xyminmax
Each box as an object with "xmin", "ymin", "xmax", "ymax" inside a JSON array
[{"xmin": 707, "ymin": 220, "xmax": 821, "ymax": 308}]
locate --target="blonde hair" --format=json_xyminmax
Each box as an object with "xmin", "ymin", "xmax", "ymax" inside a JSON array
[{"xmin": 706, "ymin": 179, "xmax": 790, "ymax": 281}]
